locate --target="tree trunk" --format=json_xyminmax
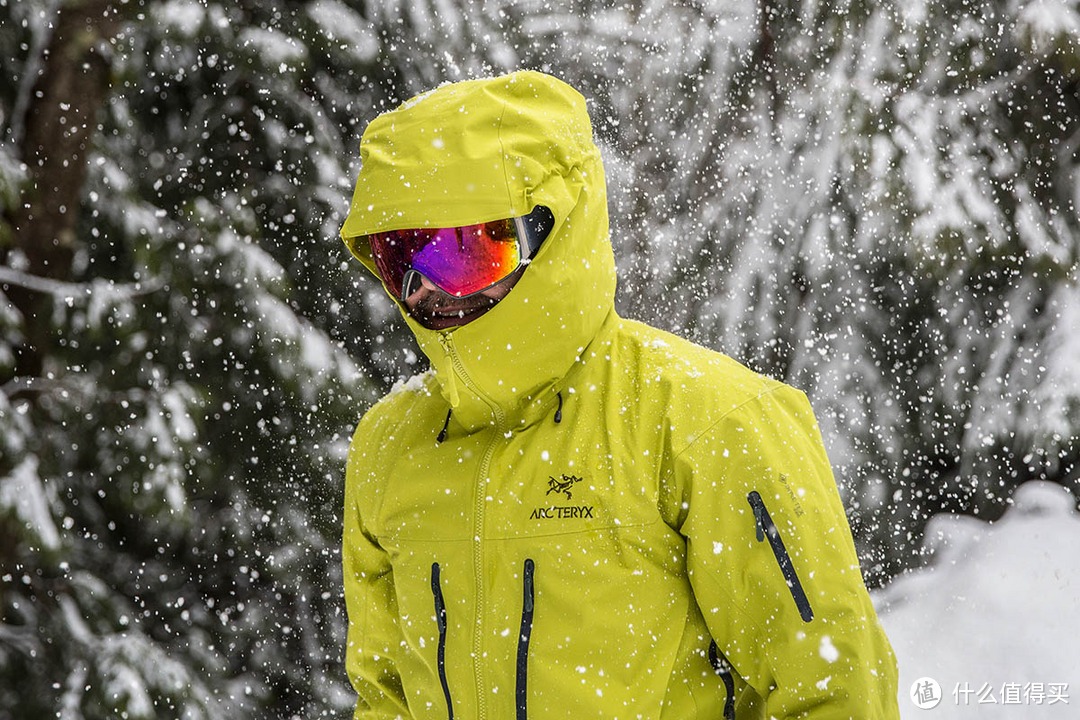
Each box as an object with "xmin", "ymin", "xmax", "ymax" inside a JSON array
[{"xmin": 5, "ymin": 0, "xmax": 127, "ymax": 381}]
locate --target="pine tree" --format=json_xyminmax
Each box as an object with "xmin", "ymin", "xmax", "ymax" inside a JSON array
[
  {"xmin": 0, "ymin": 1, "xmax": 373, "ymax": 716},
  {"xmin": 506, "ymin": 0, "xmax": 1080, "ymax": 584}
]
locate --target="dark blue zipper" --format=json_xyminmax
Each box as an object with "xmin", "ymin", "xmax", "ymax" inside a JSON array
[
  {"xmin": 747, "ymin": 490, "xmax": 814, "ymax": 622},
  {"xmin": 708, "ymin": 640, "xmax": 736, "ymax": 720},
  {"xmin": 516, "ymin": 558, "xmax": 535, "ymax": 720},
  {"xmin": 430, "ymin": 562, "xmax": 454, "ymax": 720}
]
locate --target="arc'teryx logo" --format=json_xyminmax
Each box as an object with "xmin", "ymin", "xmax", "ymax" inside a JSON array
[
  {"xmin": 531, "ymin": 474, "xmax": 595, "ymax": 520},
  {"xmin": 546, "ymin": 474, "xmax": 581, "ymax": 500}
]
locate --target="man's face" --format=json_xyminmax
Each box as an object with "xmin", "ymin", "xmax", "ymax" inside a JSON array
[{"xmin": 403, "ymin": 265, "xmax": 526, "ymax": 330}]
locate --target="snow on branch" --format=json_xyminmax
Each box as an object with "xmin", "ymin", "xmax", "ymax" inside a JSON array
[{"xmin": 0, "ymin": 266, "xmax": 163, "ymax": 299}]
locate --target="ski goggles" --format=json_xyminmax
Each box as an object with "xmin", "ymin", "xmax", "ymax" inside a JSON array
[{"xmin": 365, "ymin": 207, "xmax": 552, "ymax": 300}]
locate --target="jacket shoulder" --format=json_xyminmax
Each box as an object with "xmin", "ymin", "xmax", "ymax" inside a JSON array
[
  {"xmin": 352, "ymin": 369, "xmax": 441, "ymax": 442},
  {"xmin": 346, "ymin": 369, "xmax": 442, "ymax": 499},
  {"xmin": 611, "ymin": 318, "xmax": 788, "ymax": 453}
]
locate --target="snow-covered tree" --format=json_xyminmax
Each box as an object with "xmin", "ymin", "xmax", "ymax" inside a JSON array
[
  {"xmin": 1, "ymin": 2, "xmax": 374, "ymax": 716},
  {"xmin": 508, "ymin": 0, "xmax": 1080, "ymax": 583}
]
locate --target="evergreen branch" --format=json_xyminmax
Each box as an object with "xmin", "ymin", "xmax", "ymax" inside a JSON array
[{"xmin": 0, "ymin": 266, "xmax": 163, "ymax": 298}]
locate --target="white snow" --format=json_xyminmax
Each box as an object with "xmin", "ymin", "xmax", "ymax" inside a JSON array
[
  {"xmin": 874, "ymin": 481, "xmax": 1080, "ymax": 717},
  {"xmin": 161, "ymin": 387, "xmax": 198, "ymax": 443},
  {"xmin": 154, "ymin": 0, "xmax": 205, "ymax": 36},
  {"xmin": 0, "ymin": 457, "xmax": 60, "ymax": 551},
  {"xmin": 387, "ymin": 369, "xmax": 434, "ymax": 398},
  {"xmin": 307, "ymin": 0, "xmax": 379, "ymax": 62},
  {"xmin": 237, "ymin": 27, "xmax": 308, "ymax": 66},
  {"xmin": 1016, "ymin": 0, "xmax": 1080, "ymax": 53},
  {"xmin": 818, "ymin": 635, "xmax": 839, "ymax": 663},
  {"xmin": 1025, "ymin": 271, "xmax": 1080, "ymax": 443}
]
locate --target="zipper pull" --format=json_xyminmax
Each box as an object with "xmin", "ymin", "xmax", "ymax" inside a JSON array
[
  {"xmin": 749, "ymin": 490, "xmax": 766, "ymax": 542},
  {"xmin": 437, "ymin": 332, "xmax": 460, "ymax": 407}
]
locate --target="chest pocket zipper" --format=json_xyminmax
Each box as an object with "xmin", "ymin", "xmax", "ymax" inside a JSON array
[
  {"xmin": 708, "ymin": 640, "xmax": 736, "ymax": 720},
  {"xmin": 430, "ymin": 562, "xmax": 454, "ymax": 720},
  {"xmin": 516, "ymin": 558, "xmax": 536, "ymax": 720},
  {"xmin": 746, "ymin": 490, "xmax": 814, "ymax": 622}
]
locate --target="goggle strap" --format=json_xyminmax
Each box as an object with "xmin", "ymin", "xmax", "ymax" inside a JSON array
[
  {"xmin": 514, "ymin": 216, "xmax": 532, "ymax": 258},
  {"xmin": 517, "ymin": 205, "xmax": 555, "ymax": 259}
]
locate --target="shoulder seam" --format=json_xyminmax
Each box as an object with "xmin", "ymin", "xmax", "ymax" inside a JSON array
[{"xmin": 670, "ymin": 381, "xmax": 783, "ymax": 465}]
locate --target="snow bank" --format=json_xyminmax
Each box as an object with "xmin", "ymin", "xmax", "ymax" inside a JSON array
[{"xmin": 874, "ymin": 481, "xmax": 1080, "ymax": 717}]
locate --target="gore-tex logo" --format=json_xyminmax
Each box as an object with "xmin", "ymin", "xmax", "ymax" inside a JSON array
[{"xmin": 531, "ymin": 474, "xmax": 593, "ymax": 520}]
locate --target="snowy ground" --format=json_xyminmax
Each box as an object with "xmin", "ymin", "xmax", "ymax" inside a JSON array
[{"xmin": 873, "ymin": 481, "xmax": 1080, "ymax": 718}]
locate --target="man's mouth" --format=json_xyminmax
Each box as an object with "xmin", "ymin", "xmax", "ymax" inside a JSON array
[
  {"xmin": 413, "ymin": 303, "xmax": 494, "ymax": 329},
  {"xmin": 407, "ymin": 289, "xmax": 506, "ymax": 329}
]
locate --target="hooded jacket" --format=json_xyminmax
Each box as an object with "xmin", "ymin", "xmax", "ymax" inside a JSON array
[{"xmin": 339, "ymin": 71, "xmax": 900, "ymax": 720}]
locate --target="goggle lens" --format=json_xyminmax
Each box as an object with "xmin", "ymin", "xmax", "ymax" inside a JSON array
[{"xmin": 367, "ymin": 218, "xmax": 522, "ymax": 300}]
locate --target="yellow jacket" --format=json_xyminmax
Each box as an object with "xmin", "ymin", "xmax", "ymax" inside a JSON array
[{"xmin": 339, "ymin": 71, "xmax": 900, "ymax": 720}]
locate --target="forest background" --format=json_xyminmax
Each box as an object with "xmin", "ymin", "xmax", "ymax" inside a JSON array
[{"xmin": 0, "ymin": 0, "xmax": 1077, "ymax": 717}]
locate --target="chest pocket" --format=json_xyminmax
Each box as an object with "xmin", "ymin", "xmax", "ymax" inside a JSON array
[
  {"xmin": 374, "ymin": 409, "xmax": 662, "ymax": 542},
  {"xmin": 485, "ymin": 429, "xmax": 662, "ymax": 539}
]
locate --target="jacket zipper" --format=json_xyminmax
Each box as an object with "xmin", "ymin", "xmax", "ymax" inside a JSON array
[
  {"xmin": 707, "ymin": 640, "xmax": 736, "ymax": 720},
  {"xmin": 438, "ymin": 331, "xmax": 505, "ymax": 720},
  {"xmin": 516, "ymin": 558, "xmax": 535, "ymax": 720},
  {"xmin": 431, "ymin": 562, "xmax": 454, "ymax": 720},
  {"xmin": 746, "ymin": 490, "xmax": 814, "ymax": 622}
]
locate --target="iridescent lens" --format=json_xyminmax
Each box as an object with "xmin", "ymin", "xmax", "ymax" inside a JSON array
[
  {"xmin": 368, "ymin": 228, "xmax": 422, "ymax": 299},
  {"xmin": 368, "ymin": 218, "xmax": 521, "ymax": 299}
]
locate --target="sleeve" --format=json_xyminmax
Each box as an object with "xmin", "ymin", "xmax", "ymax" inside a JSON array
[
  {"xmin": 663, "ymin": 383, "xmax": 901, "ymax": 719},
  {"xmin": 342, "ymin": 423, "xmax": 412, "ymax": 720}
]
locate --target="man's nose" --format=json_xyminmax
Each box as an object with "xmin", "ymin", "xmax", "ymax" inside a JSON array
[{"xmin": 404, "ymin": 271, "xmax": 439, "ymax": 302}]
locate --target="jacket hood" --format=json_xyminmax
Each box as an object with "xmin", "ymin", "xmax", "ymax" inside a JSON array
[{"xmin": 340, "ymin": 71, "xmax": 617, "ymax": 432}]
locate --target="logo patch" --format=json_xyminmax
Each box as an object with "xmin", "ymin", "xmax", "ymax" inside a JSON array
[
  {"xmin": 546, "ymin": 474, "xmax": 582, "ymax": 500},
  {"xmin": 531, "ymin": 474, "xmax": 594, "ymax": 520},
  {"xmin": 778, "ymin": 473, "xmax": 805, "ymax": 517},
  {"xmin": 529, "ymin": 505, "xmax": 595, "ymax": 520}
]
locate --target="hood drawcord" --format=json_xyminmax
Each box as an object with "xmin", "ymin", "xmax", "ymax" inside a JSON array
[
  {"xmin": 436, "ymin": 408, "xmax": 452, "ymax": 444},
  {"xmin": 554, "ymin": 391, "xmax": 563, "ymax": 424}
]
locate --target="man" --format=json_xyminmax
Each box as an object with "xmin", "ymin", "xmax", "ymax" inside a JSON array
[{"xmin": 339, "ymin": 71, "xmax": 901, "ymax": 719}]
